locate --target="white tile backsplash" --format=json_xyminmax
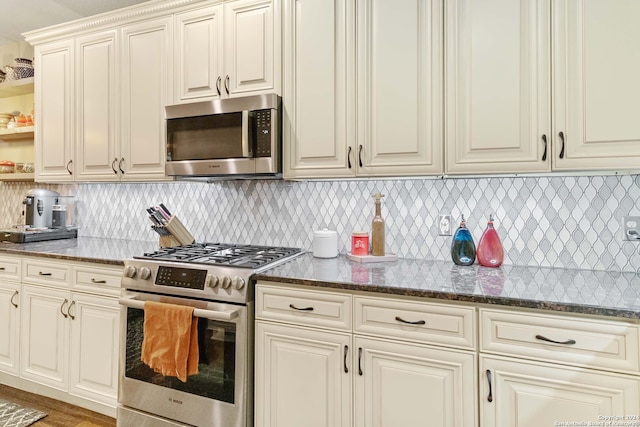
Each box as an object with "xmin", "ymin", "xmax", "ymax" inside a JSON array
[{"xmin": 1, "ymin": 174, "xmax": 639, "ymax": 272}]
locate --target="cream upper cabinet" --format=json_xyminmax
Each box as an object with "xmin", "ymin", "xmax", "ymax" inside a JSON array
[
  {"xmin": 75, "ymin": 30, "xmax": 119, "ymax": 181},
  {"xmin": 175, "ymin": 4, "xmax": 223, "ymax": 102},
  {"xmin": 282, "ymin": 0, "xmax": 356, "ymax": 179},
  {"xmin": 120, "ymin": 17, "xmax": 173, "ymax": 181},
  {"xmin": 284, "ymin": 0, "xmax": 442, "ymax": 179},
  {"xmin": 174, "ymin": 0, "xmax": 279, "ymax": 103},
  {"xmin": 553, "ymin": 0, "xmax": 640, "ymax": 171},
  {"xmin": 445, "ymin": 0, "xmax": 550, "ymax": 174},
  {"xmin": 34, "ymin": 40, "xmax": 75, "ymax": 182},
  {"xmin": 356, "ymin": 0, "xmax": 443, "ymax": 176}
]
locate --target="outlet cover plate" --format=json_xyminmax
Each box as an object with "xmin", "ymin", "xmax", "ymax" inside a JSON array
[
  {"xmin": 623, "ymin": 216, "xmax": 640, "ymax": 241},
  {"xmin": 439, "ymin": 215, "xmax": 452, "ymax": 236}
]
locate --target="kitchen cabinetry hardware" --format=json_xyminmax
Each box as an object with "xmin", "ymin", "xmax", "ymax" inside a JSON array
[
  {"xmin": 486, "ymin": 369, "xmax": 493, "ymax": 402},
  {"xmin": 111, "ymin": 158, "xmax": 118, "ymax": 174},
  {"xmin": 10, "ymin": 290, "xmax": 18, "ymax": 308},
  {"xmin": 216, "ymin": 76, "xmax": 222, "ymax": 96},
  {"xmin": 358, "ymin": 347, "xmax": 363, "ymax": 376},
  {"xmin": 289, "ymin": 303, "xmax": 314, "ymax": 311},
  {"xmin": 61, "ymin": 298, "xmax": 69, "ymax": 318},
  {"xmin": 66, "ymin": 160, "xmax": 72, "ymax": 175},
  {"xmin": 118, "ymin": 158, "xmax": 125, "ymax": 174},
  {"xmin": 394, "ymin": 316, "xmax": 426, "ymax": 325},
  {"xmin": 0, "ymin": 267, "xmax": 5, "ymax": 270},
  {"xmin": 343, "ymin": 345, "xmax": 349, "ymax": 373},
  {"xmin": 358, "ymin": 145, "xmax": 363, "ymax": 167},
  {"xmin": 558, "ymin": 131, "xmax": 565, "ymax": 159},
  {"xmin": 91, "ymin": 278, "xmax": 107, "ymax": 284},
  {"xmin": 224, "ymin": 75, "xmax": 230, "ymax": 95},
  {"xmin": 68, "ymin": 300, "xmax": 76, "ymax": 320},
  {"xmin": 541, "ymin": 134, "xmax": 548, "ymax": 161},
  {"xmin": 39, "ymin": 271, "xmax": 52, "ymax": 276},
  {"xmin": 347, "ymin": 146, "xmax": 352, "ymax": 168},
  {"xmin": 535, "ymin": 334, "xmax": 576, "ymax": 345}
]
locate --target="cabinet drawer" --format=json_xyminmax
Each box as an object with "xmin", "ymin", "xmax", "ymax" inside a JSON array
[
  {"xmin": 256, "ymin": 283, "xmax": 352, "ymax": 331},
  {"xmin": 480, "ymin": 308, "xmax": 640, "ymax": 373},
  {"xmin": 354, "ymin": 296, "xmax": 476, "ymax": 349},
  {"xmin": 0, "ymin": 255, "xmax": 21, "ymax": 281},
  {"xmin": 23, "ymin": 258, "xmax": 70, "ymax": 288},
  {"xmin": 73, "ymin": 264, "xmax": 122, "ymax": 296}
]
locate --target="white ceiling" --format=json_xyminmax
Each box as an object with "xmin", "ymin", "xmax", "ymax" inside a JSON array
[{"xmin": 0, "ymin": 0, "xmax": 151, "ymax": 45}]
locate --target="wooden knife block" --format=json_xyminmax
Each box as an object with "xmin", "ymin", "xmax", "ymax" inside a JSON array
[{"xmin": 159, "ymin": 216, "xmax": 195, "ymax": 248}]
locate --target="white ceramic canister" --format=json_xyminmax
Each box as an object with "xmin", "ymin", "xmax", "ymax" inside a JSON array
[{"xmin": 312, "ymin": 228, "xmax": 338, "ymax": 258}]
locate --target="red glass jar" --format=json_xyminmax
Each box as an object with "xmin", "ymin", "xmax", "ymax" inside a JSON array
[{"xmin": 351, "ymin": 231, "xmax": 369, "ymax": 256}]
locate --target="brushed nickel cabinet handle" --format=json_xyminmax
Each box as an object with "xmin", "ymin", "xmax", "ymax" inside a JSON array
[
  {"xmin": 289, "ymin": 304, "xmax": 313, "ymax": 311},
  {"xmin": 541, "ymin": 134, "xmax": 548, "ymax": 161},
  {"xmin": 68, "ymin": 300, "xmax": 76, "ymax": 320},
  {"xmin": 61, "ymin": 299, "xmax": 69, "ymax": 318},
  {"xmin": 486, "ymin": 370, "xmax": 493, "ymax": 402},
  {"xmin": 10, "ymin": 291, "xmax": 18, "ymax": 308},
  {"xmin": 535, "ymin": 334, "xmax": 576, "ymax": 345}
]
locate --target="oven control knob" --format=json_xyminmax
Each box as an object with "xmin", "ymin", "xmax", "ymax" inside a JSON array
[
  {"xmin": 231, "ymin": 276, "xmax": 245, "ymax": 290},
  {"xmin": 220, "ymin": 276, "xmax": 232, "ymax": 289},
  {"xmin": 139, "ymin": 267, "xmax": 152, "ymax": 281},
  {"xmin": 206, "ymin": 275, "xmax": 220, "ymax": 288},
  {"xmin": 123, "ymin": 266, "xmax": 137, "ymax": 278}
]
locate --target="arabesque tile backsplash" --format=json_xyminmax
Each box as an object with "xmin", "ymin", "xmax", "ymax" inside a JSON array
[{"xmin": 1, "ymin": 175, "xmax": 640, "ymax": 273}]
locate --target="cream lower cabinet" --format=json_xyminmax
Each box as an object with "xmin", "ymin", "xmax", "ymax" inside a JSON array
[
  {"xmin": 9, "ymin": 257, "xmax": 121, "ymax": 417},
  {"xmin": 480, "ymin": 308, "xmax": 640, "ymax": 426},
  {"xmin": 0, "ymin": 255, "xmax": 21, "ymax": 377},
  {"xmin": 255, "ymin": 282, "xmax": 477, "ymax": 427}
]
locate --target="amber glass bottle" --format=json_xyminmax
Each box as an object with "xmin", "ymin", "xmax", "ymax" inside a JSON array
[{"xmin": 371, "ymin": 192, "xmax": 385, "ymax": 256}]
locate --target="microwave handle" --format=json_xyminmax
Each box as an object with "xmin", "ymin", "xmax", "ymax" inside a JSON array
[
  {"xmin": 242, "ymin": 110, "xmax": 250, "ymax": 158},
  {"xmin": 119, "ymin": 297, "xmax": 240, "ymax": 321}
]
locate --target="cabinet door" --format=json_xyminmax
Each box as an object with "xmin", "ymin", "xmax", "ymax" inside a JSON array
[
  {"xmin": 354, "ymin": 336, "xmax": 477, "ymax": 427},
  {"xmin": 255, "ymin": 321, "xmax": 352, "ymax": 427},
  {"xmin": 225, "ymin": 0, "xmax": 279, "ymax": 97},
  {"xmin": 34, "ymin": 40, "xmax": 75, "ymax": 182},
  {"xmin": 553, "ymin": 0, "xmax": 640, "ymax": 171},
  {"xmin": 446, "ymin": 0, "xmax": 550, "ymax": 174},
  {"xmin": 481, "ymin": 355, "xmax": 640, "ymax": 427},
  {"xmin": 175, "ymin": 4, "xmax": 224, "ymax": 102},
  {"xmin": 120, "ymin": 17, "xmax": 173, "ymax": 181},
  {"xmin": 282, "ymin": 0, "xmax": 356, "ymax": 178},
  {"xmin": 20, "ymin": 285, "xmax": 69, "ymax": 391},
  {"xmin": 0, "ymin": 282, "xmax": 20, "ymax": 376},
  {"xmin": 69, "ymin": 293, "xmax": 119, "ymax": 406},
  {"xmin": 76, "ymin": 30, "xmax": 119, "ymax": 181},
  {"xmin": 357, "ymin": 0, "xmax": 443, "ymax": 176}
]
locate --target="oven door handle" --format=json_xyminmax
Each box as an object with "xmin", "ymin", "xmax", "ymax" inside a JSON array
[{"xmin": 119, "ymin": 297, "xmax": 240, "ymax": 321}]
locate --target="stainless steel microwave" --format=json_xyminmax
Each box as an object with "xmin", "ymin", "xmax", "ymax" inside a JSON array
[{"xmin": 165, "ymin": 94, "xmax": 282, "ymax": 179}]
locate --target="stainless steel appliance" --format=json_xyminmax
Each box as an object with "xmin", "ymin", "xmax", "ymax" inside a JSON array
[
  {"xmin": 165, "ymin": 94, "xmax": 282, "ymax": 179},
  {"xmin": 0, "ymin": 189, "xmax": 78, "ymax": 243},
  {"xmin": 118, "ymin": 243, "xmax": 304, "ymax": 427}
]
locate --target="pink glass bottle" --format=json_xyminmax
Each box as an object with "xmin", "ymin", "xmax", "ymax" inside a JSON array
[{"xmin": 476, "ymin": 214, "xmax": 504, "ymax": 268}]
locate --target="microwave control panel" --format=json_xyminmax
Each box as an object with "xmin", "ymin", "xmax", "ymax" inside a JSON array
[{"xmin": 255, "ymin": 109, "xmax": 272, "ymax": 157}]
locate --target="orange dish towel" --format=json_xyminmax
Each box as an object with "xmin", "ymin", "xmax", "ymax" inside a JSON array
[{"xmin": 141, "ymin": 301, "xmax": 199, "ymax": 382}]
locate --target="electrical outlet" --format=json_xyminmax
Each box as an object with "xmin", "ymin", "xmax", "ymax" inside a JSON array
[
  {"xmin": 623, "ymin": 216, "xmax": 640, "ymax": 241},
  {"xmin": 438, "ymin": 214, "xmax": 452, "ymax": 236}
]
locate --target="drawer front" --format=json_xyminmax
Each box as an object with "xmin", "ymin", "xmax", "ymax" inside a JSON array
[
  {"xmin": 480, "ymin": 308, "xmax": 640, "ymax": 373},
  {"xmin": 23, "ymin": 258, "xmax": 71, "ymax": 287},
  {"xmin": 0, "ymin": 256, "xmax": 21, "ymax": 281},
  {"xmin": 73, "ymin": 264, "xmax": 123, "ymax": 296},
  {"xmin": 256, "ymin": 282, "xmax": 352, "ymax": 331},
  {"xmin": 354, "ymin": 296, "xmax": 476, "ymax": 349}
]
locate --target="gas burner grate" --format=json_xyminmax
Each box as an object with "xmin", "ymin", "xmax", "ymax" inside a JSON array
[{"xmin": 136, "ymin": 243, "xmax": 304, "ymax": 269}]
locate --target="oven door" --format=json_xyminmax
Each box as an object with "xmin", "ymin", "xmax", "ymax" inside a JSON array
[{"xmin": 118, "ymin": 292, "xmax": 253, "ymax": 427}]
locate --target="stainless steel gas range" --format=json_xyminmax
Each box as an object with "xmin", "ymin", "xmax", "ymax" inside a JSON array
[{"xmin": 117, "ymin": 243, "xmax": 304, "ymax": 427}]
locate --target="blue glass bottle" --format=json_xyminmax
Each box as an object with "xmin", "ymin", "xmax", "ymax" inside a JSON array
[{"xmin": 451, "ymin": 215, "xmax": 476, "ymax": 266}]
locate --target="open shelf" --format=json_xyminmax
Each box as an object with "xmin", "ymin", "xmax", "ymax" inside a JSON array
[
  {"xmin": 0, "ymin": 78, "xmax": 34, "ymax": 98},
  {"xmin": 0, "ymin": 172, "xmax": 34, "ymax": 181},
  {"xmin": 0, "ymin": 126, "xmax": 34, "ymax": 140}
]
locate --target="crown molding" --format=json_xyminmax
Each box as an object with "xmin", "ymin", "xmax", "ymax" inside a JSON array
[{"xmin": 23, "ymin": 0, "xmax": 210, "ymax": 45}]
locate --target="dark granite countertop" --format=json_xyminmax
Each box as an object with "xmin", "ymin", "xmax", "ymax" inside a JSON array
[
  {"xmin": 0, "ymin": 237, "xmax": 159, "ymax": 266},
  {"xmin": 254, "ymin": 253, "xmax": 640, "ymax": 320}
]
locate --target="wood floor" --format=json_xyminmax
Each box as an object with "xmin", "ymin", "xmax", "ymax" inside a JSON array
[{"xmin": 0, "ymin": 384, "xmax": 116, "ymax": 427}]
